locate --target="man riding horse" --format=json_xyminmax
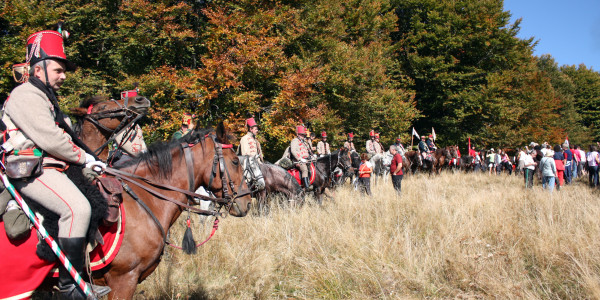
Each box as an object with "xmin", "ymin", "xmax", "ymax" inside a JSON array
[
  {"xmin": 419, "ymin": 135, "xmax": 431, "ymax": 159},
  {"xmin": 290, "ymin": 125, "xmax": 314, "ymax": 191},
  {"xmin": 317, "ymin": 131, "xmax": 331, "ymax": 157},
  {"xmin": 2, "ymin": 30, "xmax": 110, "ymax": 298},
  {"xmin": 344, "ymin": 132, "xmax": 356, "ymax": 152},
  {"xmin": 366, "ymin": 131, "xmax": 384, "ymax": 155},
  {"xmin": 172, "ymin": 112, "xmax": 195, "ymax": 140},
  {"xmin": 239, "ymin": 117, "xmax": 263, "ymax": 162}
]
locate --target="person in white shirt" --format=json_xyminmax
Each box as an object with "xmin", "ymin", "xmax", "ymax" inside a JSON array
[{"xmin": 522, "ymin": 150, "xmax": 536, "ymax": 188}]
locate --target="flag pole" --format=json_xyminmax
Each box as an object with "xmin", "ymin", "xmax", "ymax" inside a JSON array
[
  {"xmin": 0, "ymin": 159, "xmax": 96, "ymax": 299},
  {"xmin": 410, "ymin": 127, "xmax": 414, "ymax": 150}
]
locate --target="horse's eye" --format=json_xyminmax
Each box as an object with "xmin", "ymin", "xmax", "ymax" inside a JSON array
[{"xmin": 232, "ymin": 159, "xmax": 239, "ymax": 166}]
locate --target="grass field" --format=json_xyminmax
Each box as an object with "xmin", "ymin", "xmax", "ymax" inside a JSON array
[{"xmin": 135, "ymin": 172, "xmax": 600, "ymax": 299}]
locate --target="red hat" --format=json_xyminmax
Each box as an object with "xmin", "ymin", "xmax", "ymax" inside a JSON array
[
  {"xmin": 296, "ymin": 125, "xmax": 306, "ymax": 135},
  {"xmin": 321, "ymin": 131, "xmax": 327, "ymax": 138},
  {"xmin": 375, "ymin": 133, "xmax": 380, "ymax": 138},
  {"xmin": 369, "ymin": 130, "xmax": 375, "ymax": 137},
  {"xmin": 26, "ymin": 30, "xmax": 76, "ymax": 71},
  {"xmin": 182, "ymin": 113, "xmax": 195, "ymax": 125},
  {"xmin": 397, "ymin": 137, "xmax": 401, "ymax": 141},
  {"xmin": 121, "ymin": 90, "xmax": 138, "ymax": 99},
  {"xmin": 246, "ymin": 118, "xmax": 257, "ymax": 128},
  {"xmin": 348, "ymin": 132, "xmax": 354, "ymax": 138},
  {"xmin": 428, "ymin": 134, "xmax": 433, "ymax": 138}
]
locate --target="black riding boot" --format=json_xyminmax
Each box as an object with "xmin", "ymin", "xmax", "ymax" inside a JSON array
[
  {"xmin": 302, "ymin": 177, "xmax": 312, "ymax": 191},
  {"xmin": 57, "ymin": 237, "xmax": 111, "ymax": 300}
]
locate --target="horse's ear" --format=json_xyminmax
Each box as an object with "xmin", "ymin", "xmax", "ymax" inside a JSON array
[
  {"xmin": 216, "ymin": 121, "xmax": 229, "ymax": 144},
  {"xmin": 69, "ymin": 107, "xmax": 87, "ymax": 116}
]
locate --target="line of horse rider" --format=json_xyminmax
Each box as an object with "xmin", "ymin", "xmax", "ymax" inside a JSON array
[{"xmin": 0, "ymin": 27, "xmax": 464, "ymax": 300}]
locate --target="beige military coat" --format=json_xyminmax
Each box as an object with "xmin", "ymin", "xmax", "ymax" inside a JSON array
[
  {"xmin": 240, "ymin": 132, "xmax": 263, "ymax": 160},
  {"xmin": 317, "ymin": 140, "xmax": 330, "ymax": 156}
]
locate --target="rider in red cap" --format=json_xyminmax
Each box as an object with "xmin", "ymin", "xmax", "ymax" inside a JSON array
[
  {"xmin": 239, "ymin": 117, "xmax": 263, "ymax": 162},
  {"xmin": 2, "ymin": 28, "xmax": 110, "ymax": 298},
  {"xmin": 366, "ymin": 130, "xmax": 384, "ymax": 154},
  {"xmin": 344, "ymin": 132, "xmax": 356, "ymax": 152},
  {"xmin": 316, "ymin": 131, "xmax": 331, "ymax": 157},
  {"xmin": 290, "ymin": 125, "xmax": 313, "ymax": 190},
  {"xmin": 172, "ymin": 112, "xmax": 195, "ymax": 140}
]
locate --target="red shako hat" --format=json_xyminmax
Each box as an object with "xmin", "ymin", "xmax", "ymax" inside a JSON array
[
  {"xmin": 369, "ymin": 130, "xmax": 375, "ymax": 137},
  {"xmin": 348, "ymin": 132, "xmax": 354, "ymax": 138},
  {"xmin": 121, "ymin": 90, "xmax": 138, "ymax": 99},
  {"xmin": 246, "ymin": 118, "xmax": 257, "ymax": 128},
  {"xmin": 321, "ymin": 131, "xmax": 327, "ymax": 138},
  {"xmin": 182, "ymin": 113, "xmax": 195, "ymax": 125},
  {"xmin": 296, "ymin": 125, "xmax": 306, "ymax": 135},
  {"xmin": 26, "ymin": 30, "xmax": 76, "ymax": 71},
  {"xmin": 375, "ymin": 133, "xmax": 380, "ymax": 138}
]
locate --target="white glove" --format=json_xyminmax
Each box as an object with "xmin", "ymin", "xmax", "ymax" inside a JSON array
[
  {"xmin": 85, "ymin": 153, "xmax": 96, "ymax": 164},
  {"xmin": 86, "ymin": 161, "xmax": 107, "ymax": 173},
  {"xmin": 300, "ymin": 158, "xmax": 307, "ymax": 163}
]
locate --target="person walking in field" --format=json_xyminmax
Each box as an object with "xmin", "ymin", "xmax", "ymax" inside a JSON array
[
  {"xmin": 553, "ymin": 145, "xmax": 565, "ymax": 189},
  {"xmin": 578, "ymin": 145, "xmax": 587, "ymax": 177},
  {"xmin": 389, "ymin": 145, "xmax": 403, "ymax": 194},
  {"xmin": 563, "ymin": 144, "xmax": 573, "ymax": 185},
  {"xmin": 522, "ymin": 150, "xmax": 536, "ymax": 188},
  {"xmin": 486, "ymin": 149, "xmax": 496, "ymax": 175},
  {"xmin": 358, "ymin": 153, "xmax": 372, "ymax": 195},
  {"xmin": 540, "ymin": 150, "xmax": 557, "ymax": 192},
  {"xmin": 587, "ymin": 145, "xmax": 599, "ymax": 188}
]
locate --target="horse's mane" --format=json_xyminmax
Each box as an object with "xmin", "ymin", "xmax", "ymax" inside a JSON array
[
  {"xmin": 80, "ymin": 95, "xmax": 110, "ymax": 108},
  {"xmin": 118, "ymin": 127, "xmax": 215, "ymax": 179}
]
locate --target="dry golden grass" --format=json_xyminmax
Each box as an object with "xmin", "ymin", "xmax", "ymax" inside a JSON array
[{"xmin": 134, "ymin": 172, "xmax": 600, "ymax": 299}]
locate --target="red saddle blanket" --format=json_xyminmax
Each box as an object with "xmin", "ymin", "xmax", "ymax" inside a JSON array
[
  {"xmin": 287, "ymin": 163, "xmax": 316, "ymax": 186},
  {"xmin": 0, "ymin": 205, "xmax": 125, "ymax": 300}
]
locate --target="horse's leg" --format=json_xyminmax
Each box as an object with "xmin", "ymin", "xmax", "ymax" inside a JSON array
[{"xmin": 105, "ymin": 271, "xmax": 142, "ymax": 300}]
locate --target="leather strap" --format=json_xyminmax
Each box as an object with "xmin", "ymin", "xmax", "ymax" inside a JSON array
[{"xmin": 105, "ymin": 167, "xmax": 232, "ymax": 204}]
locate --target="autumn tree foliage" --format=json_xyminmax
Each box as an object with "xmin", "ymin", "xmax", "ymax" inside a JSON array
[{"xmin": 0, "ymin": 0, "xmax": 598, "ymax": 156}]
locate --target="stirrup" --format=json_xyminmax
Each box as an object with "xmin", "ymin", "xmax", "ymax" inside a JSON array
[{"xmin": 58, "ymin": 282, "xmax": 111, "ymax": 300}]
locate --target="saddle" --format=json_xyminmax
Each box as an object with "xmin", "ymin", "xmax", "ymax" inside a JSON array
[
  {"xmin": 423, "ymin": 153, "xmax": 434, "ymax": 161},
  {"xmin": 93, "ymin": 177, "xmax": 123, "ymax": 227},
  {"xmin": 287, "ymin": 162, "xmax": 316, "ymax": 186}
]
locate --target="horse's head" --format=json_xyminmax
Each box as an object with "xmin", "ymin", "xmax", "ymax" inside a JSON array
[
  {"xmin": 350, "ymin": 151, "xmax": 361, "ymax": 169},
  {"xmin": 71, "ymin": 95, "xmax": 152, "ymax": 159},
  {"xmin": 239, "ymin": 155, "xmax": 265, "ymax": 192},
  {"xmin": 193, "ymin": 123, "xmax": 252, "ymax": 217},
  {"xmin": 449, "ymin": 146, "xmax": 459, "ymax": 159},
  {"xmin": 71, "ymin": 95, "xmax": 151, "ymax": 132},
  {"xmin": 338, "ymin": 147, "xmax": 353, "ymax": 171}
]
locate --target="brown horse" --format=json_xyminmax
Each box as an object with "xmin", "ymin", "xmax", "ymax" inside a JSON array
[
  {"xmin": 255, "ymin": 162, "xmax": 304, "ymax": 213},
  {"xmin": 432, "ymin": 147, "xmax": 453, "ymax": 174},
  {"xmin": 89, "ymin": 125, "xmax": 251, "ymax": 299},
  {"xmin": 25, "ymin": 125, "xmax": 251, "ymax": 299},
  {"xmin": 71, "ymin": 95, "xmax": 151, "ymax": 160}
]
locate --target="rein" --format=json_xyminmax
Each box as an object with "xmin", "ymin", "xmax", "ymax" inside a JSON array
[{"xmin": 103, "ymin": 134, "xmax": 251, "ymax": 251}]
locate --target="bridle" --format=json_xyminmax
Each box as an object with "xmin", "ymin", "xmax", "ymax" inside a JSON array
[
  {"xmin": 104, "ymin": 133, "xmax": 251, "ymax": 246},
  {"xmin": 241, "ymin": 155, "xmax": 264, "ymax": 192},
  {"xmin": 84, "ymin": 98, "xmax": 145, "ymax": 156}
]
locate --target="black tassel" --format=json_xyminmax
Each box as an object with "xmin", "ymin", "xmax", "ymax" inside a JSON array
[{"xmin": 181, "ymin": 218, "xmax": 196, "ymax": 255}]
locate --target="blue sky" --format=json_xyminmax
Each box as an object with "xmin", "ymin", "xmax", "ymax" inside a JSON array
[{"xmin": 503, "ymin": 0, "xmax": 600, "ymax": 71}]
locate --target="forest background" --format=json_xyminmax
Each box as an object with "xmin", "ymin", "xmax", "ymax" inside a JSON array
[{"xmin": 2, "ymin": 0, "xmax": 600, "ymax": 161}]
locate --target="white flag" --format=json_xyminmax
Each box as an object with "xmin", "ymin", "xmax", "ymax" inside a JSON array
[
  {"xmin": 564, "ymin": 136, "xmax": 569, "ymax": 147},
  {"xmin": 432, "ymin": 127, "xmax": 436, "ymax": 141},
  {"xmin": 412, "ymin": 127, "xmax": 420, "ymax": 139}
]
